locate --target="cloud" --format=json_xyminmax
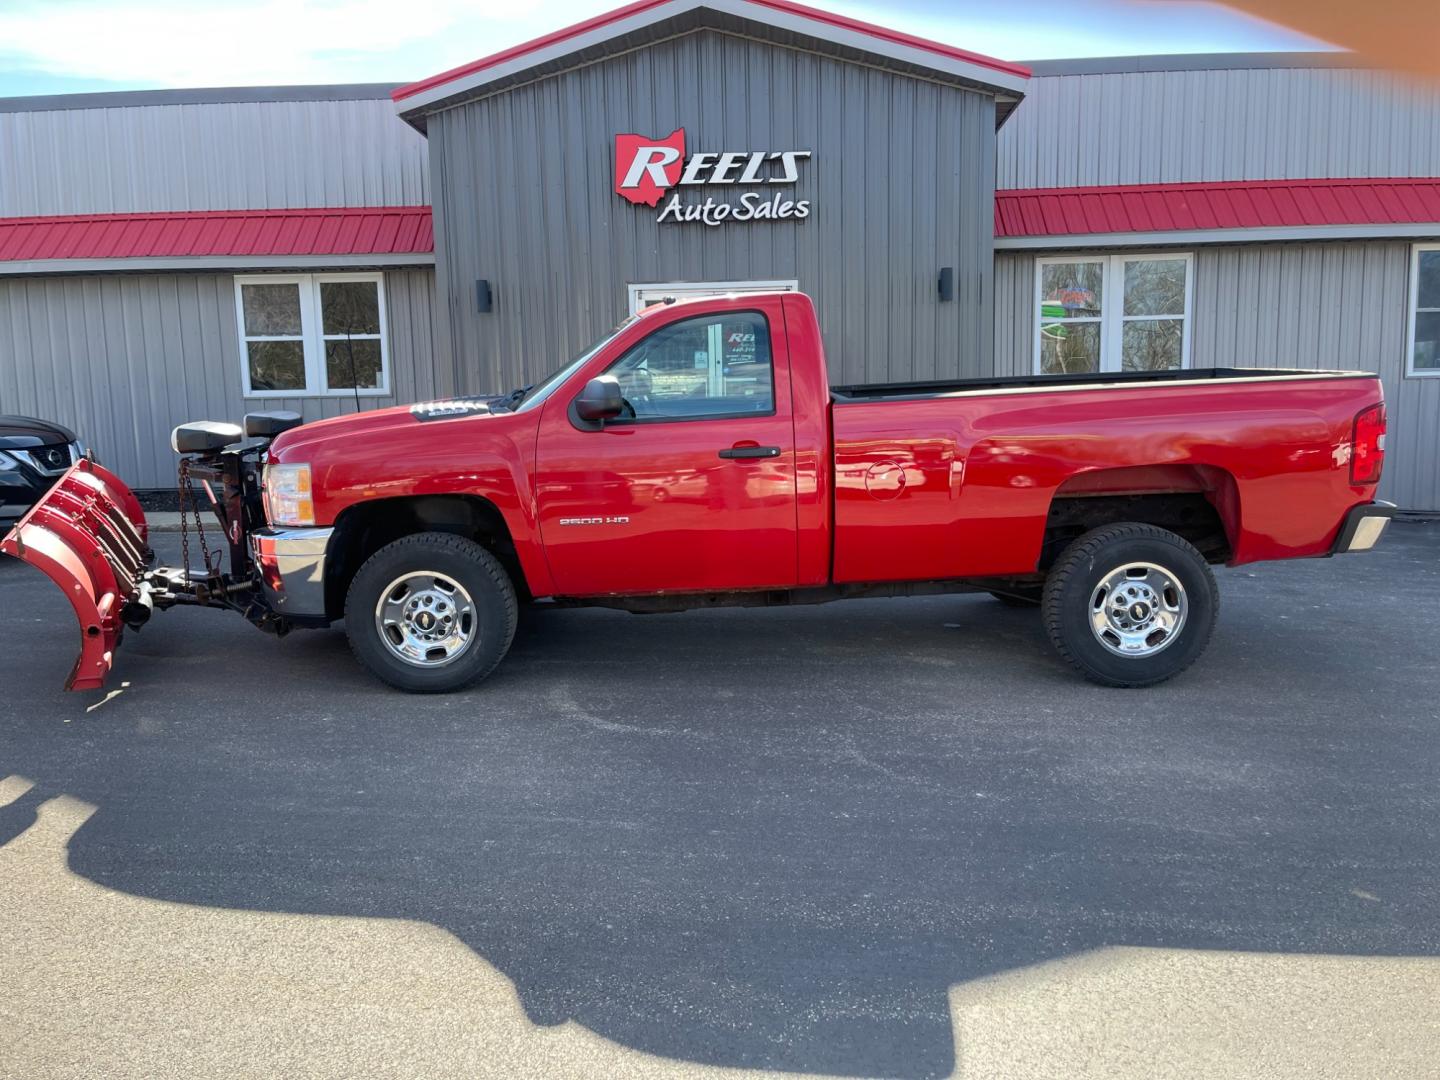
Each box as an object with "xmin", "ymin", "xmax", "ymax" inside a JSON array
[
  {"xmin": 839, "ymin": 0, "xmax": 1327, "ymax": 57},
  {"xmin": 0, "ymin": 0, "xmax": 1329, "ymax": 93},
  {"xmin": 0, "ymin": 0, "xmax": 599, "ymax": 87}
]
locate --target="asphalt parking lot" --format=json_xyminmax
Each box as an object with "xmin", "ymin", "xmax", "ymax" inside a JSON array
[{"xmin": 2, "ymin": 525, "xmax": 1439, "ymax": 1079}]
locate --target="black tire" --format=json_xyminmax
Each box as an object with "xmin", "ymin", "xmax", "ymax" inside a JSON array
[
  {"xmin": 988, "ymin": 586, "xmax": 1043, "ymax": 607},
  {"xmin": 1041, "ymin": 522, "xmax": 1218, "ymax": 688},
  {"xmin": 345, "ymin": 531, "xmax": 518, "ymax": 693}
]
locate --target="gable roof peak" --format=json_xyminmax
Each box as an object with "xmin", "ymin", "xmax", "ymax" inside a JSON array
[{"xmin": 394, "ymin": 0, "xmax": 1028, "ymax": 128}]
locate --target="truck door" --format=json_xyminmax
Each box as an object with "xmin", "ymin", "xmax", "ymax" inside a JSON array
[{"xmin": 533, "ymin": 300, "xmax": 798, "ymax": 596}]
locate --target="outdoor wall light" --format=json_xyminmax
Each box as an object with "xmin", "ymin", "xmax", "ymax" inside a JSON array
[{"xmin": 938, "ymin": 267, "xmax": 955, "ymax": 302}]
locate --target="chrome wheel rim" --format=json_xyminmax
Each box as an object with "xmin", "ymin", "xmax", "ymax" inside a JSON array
[
  {"xmin": 1088, "ymin": 562, "xmax": 1188, "ymax": 659},
  {"xmin": 375, "ymin": 571, "xmax": 476, "ymax": 668}
]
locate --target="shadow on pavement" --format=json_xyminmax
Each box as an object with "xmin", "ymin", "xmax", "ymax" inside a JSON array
[{"xmin": 2, "ymin": 526, "xmax": 1438, "ymax": 1077}]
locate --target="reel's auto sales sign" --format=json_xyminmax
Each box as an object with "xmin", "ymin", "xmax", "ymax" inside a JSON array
[{"xmin": 615, "ymin": 128, "xmax": 811, "ymax": 226}]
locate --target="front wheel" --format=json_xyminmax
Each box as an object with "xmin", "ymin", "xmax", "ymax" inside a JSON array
[
  {"xmin": 1042, "ymin": 523, "xmax": 1218, "ymax": 688},
  {"xmin": 345, "ymin": 532, "xmax": 518, "ymax": 693}
]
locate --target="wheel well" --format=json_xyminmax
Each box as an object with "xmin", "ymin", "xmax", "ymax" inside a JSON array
[
  {"xmin": 1040, "ymin": 465, "xmax": 1239, "ymax": 570},
  {"xmin": 324, "ymin": 495, "xmax": 528, "ymax": 619}
]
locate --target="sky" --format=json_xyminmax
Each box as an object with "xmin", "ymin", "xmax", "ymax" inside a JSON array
[{"xmin": 0, "ymin": 0, "xmax": 1331, "ymax": 98}]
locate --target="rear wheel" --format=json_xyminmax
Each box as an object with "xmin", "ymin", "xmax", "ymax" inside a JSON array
[
  {"xmin": 345, "ymin": 532, "xmax": 517, "ymax": 693},
  {"xmin": 1042, "ymin": 523, "xmax": 1218, "ymax": 688}
]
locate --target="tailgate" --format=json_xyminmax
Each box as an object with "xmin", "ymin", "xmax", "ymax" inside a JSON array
[{"xmin": 0, "ymin": 459, "xmax": 149, "ymax": 690}]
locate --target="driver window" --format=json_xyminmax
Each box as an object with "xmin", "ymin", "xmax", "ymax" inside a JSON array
[{"xmin": 605, "ymin": 311, "xmax": 774, "ymax": 421}]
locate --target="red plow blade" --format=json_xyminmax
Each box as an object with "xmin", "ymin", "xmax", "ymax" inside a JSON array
[{"xmin": 0, "ymin": 459, "xmax": 149, "ymax": 690}]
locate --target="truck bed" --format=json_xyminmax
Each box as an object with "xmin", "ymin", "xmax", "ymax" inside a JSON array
[
  {"xmin": 827, "ymin": 366, "xmax": 1385, "ymax": 583},
  {"xmin": 830, "ymin": 366, "xmax": 1372, "ymax": 403}
]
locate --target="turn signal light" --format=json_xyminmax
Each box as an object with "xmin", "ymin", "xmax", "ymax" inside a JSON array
[
  {"xmin": 1350, "ymin": 403, "xmax": 1386, "ymax": 485},
  {"xmin": 264, "ymin": 463, "xmax": 315, "ymax": 526}
]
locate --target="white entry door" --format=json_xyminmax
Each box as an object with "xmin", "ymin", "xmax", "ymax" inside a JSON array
[{"xmin": 628, "ymin": 279, "xmax": 799, "ymax": 315}]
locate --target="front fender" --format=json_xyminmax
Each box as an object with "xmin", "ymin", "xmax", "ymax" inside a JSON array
[{"xmin": 277, "ymin": 409, "xmax": 552, "ymax": 598}]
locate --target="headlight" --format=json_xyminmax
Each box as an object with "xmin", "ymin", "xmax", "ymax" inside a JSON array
[
  {"xmin": 264, "ymin": 463, "xmax": 314, "ymax": 526},
  {"xmin": 0, "ymin": 450, "xmax": 18, "ymax": 469}
]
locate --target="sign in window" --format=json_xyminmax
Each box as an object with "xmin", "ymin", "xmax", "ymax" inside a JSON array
[
  {"xmin": 604, "ymin": 311, "xmax": 775, "ymax": 421},
  {"xmin": 1036, "ymin": 254, "xmax": 1192, "ymax": 375}
]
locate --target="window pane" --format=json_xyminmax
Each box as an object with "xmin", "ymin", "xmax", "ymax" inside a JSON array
[
  {"xmin": 1418, "ymin": 251, "xmax": 1440, "ymax": 311},
  {"xmin": 320, "ymin": 281, "xmax": 381, "ymax": 335},
  {"xmin": 1414, "ymin": 310, "xmax": 1440, "ymax": 371},
  {"xmin": 1123, "ymin": 259, "xmax": 1187, "ymax": 316},
  {"xmin": 325, "ymin": 338, "xmax": 383, "ymax": 389},
  {"xmin": 1122, "ymin": 319, "xmax": 1185, "ymax": 371},
  {"xmin": 1039, "ymin": 321, "xmax": 1101, "ymax": 374},
  {"xmin": 248, "ymin": 340, "xmax": 306, "ymax": 391},
  {"xmin": 242, "ymin": 283, "xmax": 302, "ymax": 335},
  {"xmin": 606, "ymin": 312, "xmax": 774, "ymax": 419},
  {"xmin": 1041, "ymin": 262, "xmax": 1103, "ymax": 318}
]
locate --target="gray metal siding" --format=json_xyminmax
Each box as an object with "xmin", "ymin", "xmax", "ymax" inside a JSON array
[
  {"xmin": 429, "ymin": 29, "xmax": 996, "ymax": 393},
  {"xmin": 0, "ymin": 98, "xmax": 430, "ymax": 217},
  {"xmin": 992, "ymin": 251, "xmax": 1035, "ymax": 379},
  {"xmin": 994, "ymin": 244, "xmax": 1438, "ymax": 511},
  {"xmin": 998, "ymin": 66, "xmax": 1440, "ymax": 189},
  {"xmin": 0, "ymin": 269, "xmax": 444, "ymax": 489}
]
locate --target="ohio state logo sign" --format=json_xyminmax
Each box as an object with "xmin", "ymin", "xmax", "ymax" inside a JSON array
[{"xmin": 614, "ymin": 128, "xmax": 811, "ymax": 226}]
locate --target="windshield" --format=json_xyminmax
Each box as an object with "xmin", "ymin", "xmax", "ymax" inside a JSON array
[{"xmin": 513, "ymin": 315, "xmax": 638, "ymax": 413}]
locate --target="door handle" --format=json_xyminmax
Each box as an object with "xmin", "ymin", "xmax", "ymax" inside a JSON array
[{"xmin": 718, "ymin": 445, "xmax": 781, "ymax": 460}]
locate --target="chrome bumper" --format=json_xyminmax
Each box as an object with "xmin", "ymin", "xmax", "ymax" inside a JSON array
[
  {"xmin": 251, "ymin": 526, "xmax": 334, "ymax": 617},
  {"xmin": 1333, "ymin": 500, "xmax": 1395, "ymax": 554}
]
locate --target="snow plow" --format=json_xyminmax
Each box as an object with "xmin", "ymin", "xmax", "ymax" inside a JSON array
[{"xmin": 0, "ymin": 413, "xmax": 300, "ymax": 690}]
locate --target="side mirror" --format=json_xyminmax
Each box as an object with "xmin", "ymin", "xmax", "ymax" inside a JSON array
[{"xmin": 574, "ymin": 376, "xmax": 625, "ymax": 423}]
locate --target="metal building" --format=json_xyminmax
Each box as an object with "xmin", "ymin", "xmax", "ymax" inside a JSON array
[
  {"xmin": 993, "ymin": 52, "xmax": 1440, "ymax": 513},
  {"xmin": 0, "ymin": 1, "xmax": 1436, "ymax": 510}
]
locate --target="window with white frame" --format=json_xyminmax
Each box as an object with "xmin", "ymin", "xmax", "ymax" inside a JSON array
[
  {"xmin": 627, "ymin": 280, "xmax": 799, "ymax": 315},
  {"xmin": 1035, "ymin": 254, "xmax": 1192, "ymax": 375},
  {"xmin": 1408, "ymin": 244, "xmax": 1440, "ymax": 376},
  {"xmin": 235, "ymin": 273, "xmax": 389, "ymax": 396}
]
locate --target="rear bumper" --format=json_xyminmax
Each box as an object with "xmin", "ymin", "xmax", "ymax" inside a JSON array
[
  {"xmin": 251, "ymin": 526, "xmax": 333, "ymax": 618},
  {"xmin": 1333, "ymin": 500, "xmax": 1395, "ymax": 554}
]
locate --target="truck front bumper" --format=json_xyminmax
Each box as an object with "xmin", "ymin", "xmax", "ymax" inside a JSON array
[
  {"xmin": 251, "ymin": 526, "xmax": 333, "ymax": 618},
  {"xmin": 1333, "ymin": 500, "xmax": 1395, "ymax": 554}
]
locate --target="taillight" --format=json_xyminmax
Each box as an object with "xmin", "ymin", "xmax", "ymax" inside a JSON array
[{"xmin": 1350, "ymin": 403, "xmax": 1386, "ymax": 485}]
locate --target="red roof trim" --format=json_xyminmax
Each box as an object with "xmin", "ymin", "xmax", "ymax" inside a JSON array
[
  {"xmin": 0, "ymin": 207, "xmax": 435, "ymax": 263},
  {"xmin": 996, "ymin": 177, "xmax": 1440, "ymax": 238},
  {"xmin": 11, "ymin": 178, "xmax": 1434, "ymax": 264},
  {"xmin": 392, "ymin": 0, "xmax": 1027, "ymax": 104}
]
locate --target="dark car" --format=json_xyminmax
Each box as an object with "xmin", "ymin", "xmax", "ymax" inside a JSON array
[{"xmin": 0, "ymin": 416, "xmax": 88, "ymax": 529}]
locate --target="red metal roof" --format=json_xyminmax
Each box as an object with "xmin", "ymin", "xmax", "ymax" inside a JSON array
[
  {"xmin": 995, "ymin": 177, "xmax": 1440, "ymax": 238},
  {"xmin": 0, "ymin": 206, "xmax": 434, "ymax": 263},
  {"xmin": 10, "ymin": 177, "xmax": 1438, "ymax": 265},
  {"xmin": 393, "ymin": 0, "xmax": 1029, "ymax": 104}
]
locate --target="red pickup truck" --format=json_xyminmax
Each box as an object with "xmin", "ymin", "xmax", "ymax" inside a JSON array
[{"xmin": 3, "ymin": 291, "xmax": 1392, "ymax": 694}]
